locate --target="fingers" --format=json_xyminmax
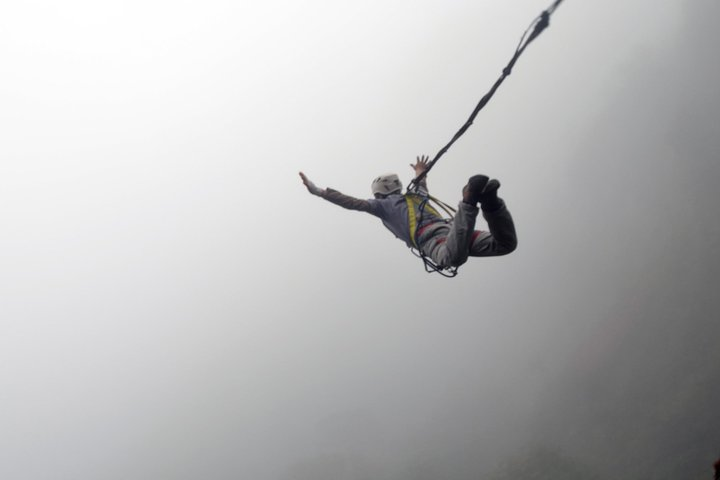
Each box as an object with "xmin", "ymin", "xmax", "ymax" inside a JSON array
[
  {"xmin": 412, "ymin": 155, "xmax": 430, "ymax": 168},
  {"xmin": 299, "ymin": 171, "xmax": 322, "ymax": 195},
  {"xmin": 300, "ymin": 172, "xmax": 314, "ymax": 190}
]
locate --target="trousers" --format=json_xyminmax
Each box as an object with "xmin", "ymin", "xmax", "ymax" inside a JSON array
[{"xmin": 418, "ymin": 201, "xmax": 517, "ymax": 268}]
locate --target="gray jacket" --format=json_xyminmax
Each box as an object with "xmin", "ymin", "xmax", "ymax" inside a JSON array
[{"xmin": 320, "ymin": 187, "xmax": 446, "ymax": 248}]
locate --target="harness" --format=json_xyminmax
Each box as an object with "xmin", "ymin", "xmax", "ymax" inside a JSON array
[{"xmin": 405, "ymin": 191, "xmax": 459, "ymax": 278}]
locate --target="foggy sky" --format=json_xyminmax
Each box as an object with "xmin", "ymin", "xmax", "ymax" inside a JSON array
[{"xmin": 1, "ymin": 1, "xmax": 718, "ymax": 479}]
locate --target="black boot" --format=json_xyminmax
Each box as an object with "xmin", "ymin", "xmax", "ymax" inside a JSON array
[
  {"xmin": 462, "ymin": 175, "xmax": 489, "ymax": 205},
  {"xmin": 478, "ymin": 179, "xmax": 502, "ymax": 212}
]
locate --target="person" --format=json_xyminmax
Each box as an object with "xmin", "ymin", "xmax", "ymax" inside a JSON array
[
  {"xmin": 299, "ymin": 155, "xmax": 517, "ymax": 270},
  {"xmin": 714, "ymin": 456, "xmax": 720, "ymax": 480}
]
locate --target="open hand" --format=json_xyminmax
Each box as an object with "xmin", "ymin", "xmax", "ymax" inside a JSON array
[
  {"xmin": 299, "ymin": 171, "xmax": 325, "ymax": 196},
  {"xmin": 410, "ymin": 155, "xmax": 431, "ymax": 177}
]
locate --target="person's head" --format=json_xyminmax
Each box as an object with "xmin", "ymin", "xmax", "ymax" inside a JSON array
[{"xmin": 371, "ymin": 173, "xmax": 402, "ymax": 198}]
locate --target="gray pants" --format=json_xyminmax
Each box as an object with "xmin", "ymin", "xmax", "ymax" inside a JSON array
[{"xmin": 419, "ymin": 201, "xmax": 517, "ymax": 268}]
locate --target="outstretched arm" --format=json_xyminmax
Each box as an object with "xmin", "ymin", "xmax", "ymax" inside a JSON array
[{"xmin": 299, "ymin": 171, "xmax": 374, "ymax": 212}]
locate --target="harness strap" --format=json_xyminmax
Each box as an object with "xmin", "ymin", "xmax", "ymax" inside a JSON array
[
  {"xmin": 416, "ymin": 221, "xmax": 446, "ymax": 239},
  {"xmin": 403, "ymin": 192, "xmax": 458, "ymax": 277},
  {"xmin": 405, "ymin": 193, "xmax": 442, "ymax": 248},
  {"xmin": 406, "ymin": 195, "xmax": 419, "ymax": 248}
]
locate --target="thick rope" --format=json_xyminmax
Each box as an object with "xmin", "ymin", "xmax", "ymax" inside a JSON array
[{"xmin": 408, "ymin": 0, "xmax": 564, "ymax": 192}]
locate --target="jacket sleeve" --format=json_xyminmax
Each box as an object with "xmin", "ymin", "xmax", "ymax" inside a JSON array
[
  {"xmin": 320, "ymin": 188, "xmax": 376, "ymax": 213},
  {"xmin": 410, "ymin": 177, "xmax": 429, "ymax": 197}
]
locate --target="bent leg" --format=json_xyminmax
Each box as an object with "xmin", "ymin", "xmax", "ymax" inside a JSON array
[
  {"xmin": 423, "ymin": 202, "xmax": 479, "ymax": 268},
  {"xmin": 469, "ymin": 200, "xmax": 517, "ymax": 256}
]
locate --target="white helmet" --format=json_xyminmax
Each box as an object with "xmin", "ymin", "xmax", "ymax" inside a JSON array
[{"xmin": 371, "ymin": 173, "xmax": 402, "ymax": 197}]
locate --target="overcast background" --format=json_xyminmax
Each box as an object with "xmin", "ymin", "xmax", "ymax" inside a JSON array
[{"xmin": 1, "ymin": 1, "xmax": 719, "ymax": 479}]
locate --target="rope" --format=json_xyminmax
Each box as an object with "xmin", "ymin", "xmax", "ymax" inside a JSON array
[{"xmin": 408, "ymin": 0, "xmax": 564, "ymax": 192}]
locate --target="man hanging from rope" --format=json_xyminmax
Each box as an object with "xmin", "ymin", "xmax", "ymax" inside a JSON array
[
  {"xmin": 299, "ymin": 156, "xmax": 517, "ymax": 272},
  {"xmin": 295, "ymin": 0, "xmax": 569, "ymax": 274}
]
